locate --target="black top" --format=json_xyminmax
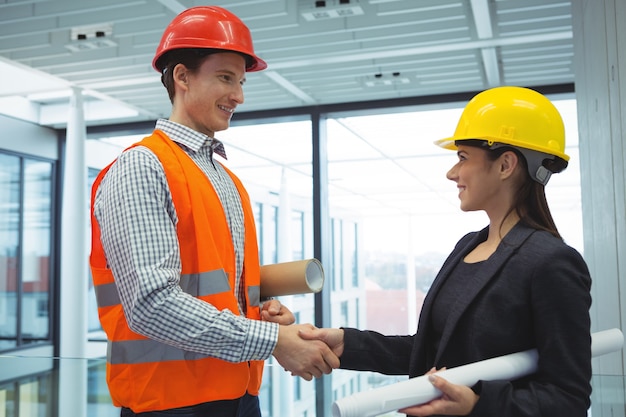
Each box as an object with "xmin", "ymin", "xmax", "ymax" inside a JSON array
[{"xmin": 429, "ymin": 260, "xmax": 484, "ymax": 367}]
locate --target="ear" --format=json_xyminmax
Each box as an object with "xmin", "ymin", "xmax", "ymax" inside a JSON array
[
  {"xmin": 499, "ymin": 150, "xmax": 519, "ymax": 179},
  {"xmin": 172, "ymin": 64, "xmax": 189, "ymax": 91}
]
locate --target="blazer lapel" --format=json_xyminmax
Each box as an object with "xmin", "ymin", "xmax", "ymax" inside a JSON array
[{"xmin": 431, "ymin": 223, "xmax": 536, "ymax": 365}]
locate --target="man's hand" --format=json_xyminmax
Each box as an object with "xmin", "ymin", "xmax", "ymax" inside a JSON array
[
  {"xmin": 398, "ymin": 372, "xmax": 479, "ymax": 416},
  {"xmin": 272, "ymin": 324, "xmax": 340, "ymax": 381},
  {"xmin": 260, "ymin": 299, "xmax": 295, "ymax": 325}
]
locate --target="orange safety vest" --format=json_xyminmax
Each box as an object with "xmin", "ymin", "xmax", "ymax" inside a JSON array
[{"xmin": 90, "ymin": 130, "xmax": 264, "ymax": 412}]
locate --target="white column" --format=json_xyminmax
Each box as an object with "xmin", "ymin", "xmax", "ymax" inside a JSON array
[
  {"xmin": 572, "ymin": 0, "xmax": 626, "ymax": 414},
  {"xmin": 275, "ymin": 166, "xmax": 295, "ymax": 416},
  {"xmin": 58, "ymin": 87, "xmax": 88, "ymax": 416},
  {"xmin": 573, "ymin": 0, "xmax": 626, "ymax": 371}
]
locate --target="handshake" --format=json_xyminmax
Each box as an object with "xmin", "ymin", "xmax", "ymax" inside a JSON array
[
  {"xmin": 262, "ymin": 299, "xmax": 344, "ymax": 381},
  {"xmin": 272, "ymin": 323, "xmax": 344, "ymax": 381}
]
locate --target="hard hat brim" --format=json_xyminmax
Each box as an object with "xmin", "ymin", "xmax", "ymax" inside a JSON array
[{"xmin": 434, "ymin": 136, "xmax": 570, "ymax": 162}]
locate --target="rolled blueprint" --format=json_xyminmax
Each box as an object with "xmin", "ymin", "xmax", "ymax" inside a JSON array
[
  {"xmin": 260, "ymin": 258, "xmax": 325, "ymax": 298},
  {"xmin": 333, "ymin": 328, "xmax": 624, "ymax": 417}
]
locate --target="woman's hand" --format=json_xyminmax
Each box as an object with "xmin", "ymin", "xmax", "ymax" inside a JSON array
[
  {"xmin": 298, "ymin": 327, "xmax": 345, "ymax": 358},
  {"xmin": 399, "ymin": 371, "xmax": 478, "ymax": 416}
]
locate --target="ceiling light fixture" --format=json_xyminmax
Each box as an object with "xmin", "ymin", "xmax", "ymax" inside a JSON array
[
  {"xmin": 301, "ymin": 0, "xmax": 364, "ymax": 21},
  {"xmin": 65, "ymin": 23, "xmax": 117, "ymax": 52},
  {"xmin": 363, "ymin": 72, "xmax": 410, "ymax": 87}
]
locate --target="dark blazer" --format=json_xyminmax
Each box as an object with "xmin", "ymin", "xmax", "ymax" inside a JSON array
[{"xmin": 341, "ymin": 222, "xmax": 592, "ymax": 417}]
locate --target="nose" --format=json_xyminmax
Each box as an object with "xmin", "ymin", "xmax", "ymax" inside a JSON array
[
  {"xmin": 231, "ymin": 83, "xmax": 244, "ymax": 104},
  {"xmin": 446, "ymin": 163, "xmax": 458, "ymax": 182}
]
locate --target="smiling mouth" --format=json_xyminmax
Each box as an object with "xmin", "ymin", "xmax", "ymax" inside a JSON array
[{"xmin": 218, "ymin": 105, "xmax": 234, "ymax": 114}]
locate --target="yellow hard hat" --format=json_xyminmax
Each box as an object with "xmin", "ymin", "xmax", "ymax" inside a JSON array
[
  {"xmin": 435, "ymin": 86, "xmax": 569, "ymax": 185},
  {"xmin": 435, "ymin": 86, "xmax": 569, "ymax": 161}
]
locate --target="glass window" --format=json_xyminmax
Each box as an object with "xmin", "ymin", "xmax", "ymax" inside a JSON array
[
  {"xmin": 220, "ymin": 119, "xmax": 317, "ymax": 416},
  {"xmin": 0, "ymin": 153, "xmax": 54, "ymax": 352},
  {"xmin": 291, "ymin": 210, "xmax": 305, "ymax": 261},
  {"xmin": 325, "ymin": 98, "xmax": 582, "ymax": 415},
  {"xmin": 87, "ymin": 168, "xmax": 104, "ymax": 337},
  {"xmin": 20, "ymin": 160, "xmax": 53, "ymax": 345},
  {"xmin": 259, "ymin": 204, "xmax": 278, "ymax": 265},
  {"xmin": 83, "ymin": 97, "xmax": 581, "ymax": 416},
  {"xmin": 0, "ymin": 153, "xmax": 20, "ymax": 351}
]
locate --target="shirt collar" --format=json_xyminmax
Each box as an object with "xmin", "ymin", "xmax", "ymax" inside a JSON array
[{"xmin": 155, "ymin": 118, "xmax": 227, "ymax": 159}]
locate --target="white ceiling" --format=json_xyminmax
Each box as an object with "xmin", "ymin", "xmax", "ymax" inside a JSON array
[
  {"xmin": 2, "ymin": 0, "xmax": 583, "ymax": 253},
  {"xmin": 0, "ymin": 0, "xmax": 575, "ymax": 129}
]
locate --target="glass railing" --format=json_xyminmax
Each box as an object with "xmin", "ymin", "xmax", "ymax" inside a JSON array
[{"xmin": 1, "ymin": 353, "xmax": 624, "ymax": 417}]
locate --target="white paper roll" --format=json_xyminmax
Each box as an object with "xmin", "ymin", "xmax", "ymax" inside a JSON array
[{"xmin": 332, "ymin": 328, "xmax": 624, "ymax": 417}]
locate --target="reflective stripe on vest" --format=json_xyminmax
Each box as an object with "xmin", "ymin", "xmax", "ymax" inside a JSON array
[
  {"xmin": 95, "ymin": 271, "xmax": 260, "ymax": 308},
  {"xmin": 108, "ymin": 338, "xmax": 212, "ymax": 365}
]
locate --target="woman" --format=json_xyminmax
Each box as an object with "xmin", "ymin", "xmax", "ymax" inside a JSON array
[{"xmin": 302, "ymin": 86, "xmax": 592, "ymax": 416}]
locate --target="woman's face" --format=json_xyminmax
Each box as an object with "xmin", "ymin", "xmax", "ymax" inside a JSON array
[
  {"xmin": 174, "ymin": 52, "xmax": 247, "ymax": 137},
  {"xmin": 446, "ymin": 144, "xmax": 504, "ymax": 212}
]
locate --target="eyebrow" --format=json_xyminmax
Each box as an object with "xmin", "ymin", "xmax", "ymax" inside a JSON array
[{"xmin": 217, "ymin": 69, "xmax": 246, "ymax": 84}]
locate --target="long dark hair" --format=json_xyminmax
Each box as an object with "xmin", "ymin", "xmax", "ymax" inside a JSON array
[{"xmin": 462, "ymin": 139, "xmax": 562, "ymax": 240}]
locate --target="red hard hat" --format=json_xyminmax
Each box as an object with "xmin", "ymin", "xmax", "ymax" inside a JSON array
[{"xmin": 152, "ymin": 6, "xmax": 267, "ymax": 72}]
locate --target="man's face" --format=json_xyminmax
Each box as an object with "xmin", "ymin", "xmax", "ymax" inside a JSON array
[{"xmin": 173, "ymin": 52, "xmax": 247, "ymax": 137}]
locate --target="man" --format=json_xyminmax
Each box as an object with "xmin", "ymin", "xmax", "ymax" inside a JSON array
[{"xmin": 90, "ymin": 6, "xmax": 338, "ymax": 416}]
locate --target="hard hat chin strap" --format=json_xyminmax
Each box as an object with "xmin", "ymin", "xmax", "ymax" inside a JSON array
[{"xmin": 515, "ymin": 147, "xmax": 553, "ymax": 186}]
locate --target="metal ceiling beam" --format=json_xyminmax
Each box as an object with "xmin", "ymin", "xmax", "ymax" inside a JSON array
[
  {"xmin": 263, "ymin": 70, "xmax": 317, "ymax": 104},
  {"xmin": 470, "ymin": 0, "xmax": 501, "ymax": 86},
  {"xmin": 265, "ymin": 30, "xmax": 572, "ymax": 69},
  {"xmin": 155, "ymin": 0, "xmax": 186, "ymax": 14}
]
